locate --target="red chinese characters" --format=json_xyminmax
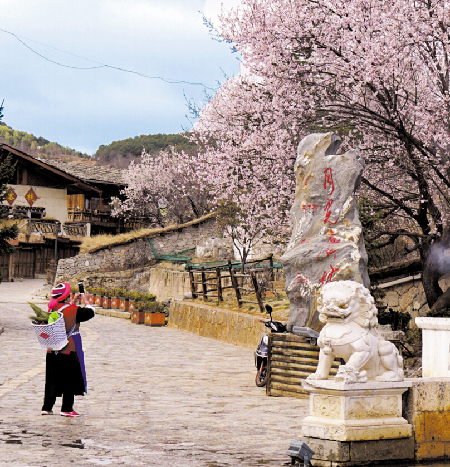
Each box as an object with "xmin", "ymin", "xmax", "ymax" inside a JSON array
[
  {"xmin": 319, "ymin": 265, "xmax": 340, "ymax": 285},
  {"xmin": 323, "ymin": 168, "xmax": 337, "ymax": 225},
  {"xmin": 316, "ymin": 231, "xmax": 340, "ymax": 259},
  {"xmin": 301, "ymin": 204, "xmax": 319, "ymax": 211},
  {"xmin": 296, "ymin": 273, "xmax": 310, "ymax": 284},
  {"xmin": 25, "ymin": 187, "xmax": 38, "ymax": 206},
  {"xmin": 324, "ymin": 198, "xmax": 337, "ymax": 225},
  {"xmin": 324, "ymin": 168, "xmax": 334, "ymax": 195},
  {"xmin": 6, "ymin": 187, "xmax": 17, "ymax": 205}
]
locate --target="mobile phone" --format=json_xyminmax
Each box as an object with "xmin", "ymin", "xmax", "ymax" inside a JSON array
[{"xmin": 78, "ymin": 282, "xmax": 85, "ymax": 294}]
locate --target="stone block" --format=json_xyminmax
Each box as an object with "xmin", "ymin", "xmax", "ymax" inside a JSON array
[
  {"xmin": 349, "ymin": 437, "xmax": 414, "ymax": 462},
  {"xmin": 424, "ymin": 411, "xmax": 450, "ymax": 442},
  {"xmin": 411, "ymin": 380, "xmax": 442, "ymax": 412},
  {"xmin": 412, "ymin": 412, "xmax": 425, "ymax": 443},
  {"xmin": 302, "ymin": 423, "xmax": 412, "ymax": 442},
  {"xmin": 385, "ymin": 290, "xmax": 399, "ymax": 308},
  {"xmin": 302, "ymin": 437, "xmax": 350, "ymax": 462},
  {"xmin": 399, "ymin": 286, "xmax": 416, "ymax": 310},
  {"xmin": 441, "ymin": 381, "xmax": 450, "ymax": 411},
  {"xmin": 415, "ymin": 441, "xmax": 446, "ymax": 460}
]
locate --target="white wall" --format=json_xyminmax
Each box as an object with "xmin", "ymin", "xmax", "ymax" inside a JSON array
[{"xmin": 7, "ymin": 184, "xmax": 68, "ymax": 222}]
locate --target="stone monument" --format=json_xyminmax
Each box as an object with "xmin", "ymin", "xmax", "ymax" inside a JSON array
[{"xmin": 281, "ymin": 133, "xmax": 370, "ymax": 331}]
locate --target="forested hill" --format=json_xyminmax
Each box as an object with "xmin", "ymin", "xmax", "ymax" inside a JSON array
[
  {"xmin": 0, "ymin": 123, "xmax": 91, "ymax": 162},
  {"xmin": 0, "ymin": 123, "xmax": 197, "ymax": 169},
  {"xmin": 94, "ymin": 133, "xmax": 197, "ymax": 168}
]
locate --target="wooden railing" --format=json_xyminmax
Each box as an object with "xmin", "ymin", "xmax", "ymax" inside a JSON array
[
  {"xmin": 27, "ymin": 220, "xmax": 61, "ymax": 235},
  {"xmin": 62, "ymin": 224, "xmax": 86, "ymax": 237},
  {"xmin": 187, "ymin": 255, "xmax": 275, "ymax": 312},
  {"xmin": 67, "ymin": 210, "xmax": 144, "ymax": 231}
]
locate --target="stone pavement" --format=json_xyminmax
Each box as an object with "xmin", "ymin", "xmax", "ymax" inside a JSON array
[{"xmin": 0, "ymin": 280, "xmax": 308, "ymax": 466}]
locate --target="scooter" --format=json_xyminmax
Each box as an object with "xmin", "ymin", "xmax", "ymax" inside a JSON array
[{"xmin": 255, "ymin": 304, "xmax": 287, "ymax": 387}]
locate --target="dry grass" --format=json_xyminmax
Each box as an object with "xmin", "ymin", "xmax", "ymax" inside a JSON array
[{"xmin": 79, "ymin": 212, "xmax": 216, "ymax": 254}]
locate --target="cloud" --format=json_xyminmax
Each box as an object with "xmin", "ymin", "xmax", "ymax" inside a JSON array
[{"xmin": 0, "ymin": 0, "xmax": 239, "ymax": 153}]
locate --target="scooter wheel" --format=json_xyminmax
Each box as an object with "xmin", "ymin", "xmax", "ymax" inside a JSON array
[{"xmin": 255, "ymin": 369, "xmax": 267, "ymax": 387}]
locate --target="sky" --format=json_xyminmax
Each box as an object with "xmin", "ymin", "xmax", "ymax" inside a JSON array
[{"xmin": 0, "ymin": 0, "xmax": 242, "ymax": 155}]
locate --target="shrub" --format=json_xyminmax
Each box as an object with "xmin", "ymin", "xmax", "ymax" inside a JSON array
[
  {"xmin": 377, "ymin": 308, "xmax": 411, "ymax": 332},
  {"xmin": 427, "ymin": 307, "xmax": 450, "ymax": 318},
  {"xmin": 135, "ymin": 300, "xmax": 164, "ymax": 312}
]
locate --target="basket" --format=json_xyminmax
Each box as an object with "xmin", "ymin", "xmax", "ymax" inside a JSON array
[{"xmin": 31, "ymin": 312, "xmax": 69, "ymax": 351}]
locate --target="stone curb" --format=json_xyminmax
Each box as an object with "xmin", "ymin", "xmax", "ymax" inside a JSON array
[{"xmin": 95, "ymin": 308, "xmax": 131, "ymax": 319}]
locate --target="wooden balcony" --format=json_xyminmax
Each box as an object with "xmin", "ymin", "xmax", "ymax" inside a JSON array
[{"xmin": 67, "ymin": 209, "xmax": 144, "ymax": 233}]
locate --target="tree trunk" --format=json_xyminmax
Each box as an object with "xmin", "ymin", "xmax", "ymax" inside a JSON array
[
  {"xmin": 422, "ymin": 226, "xmax": 450, "ymax": 309},
  {"xmin": 429, "ymin": 287, "xmax": 450, "ymax": 315}
]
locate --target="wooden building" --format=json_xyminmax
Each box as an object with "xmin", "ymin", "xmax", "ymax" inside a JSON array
[
  {"xmin": 0, "ymin": 144, "xmax": 130, "ymax": 280},
  {"xmin": 45, "ymin": 160, "xmax": 141, "ymax": 235}
]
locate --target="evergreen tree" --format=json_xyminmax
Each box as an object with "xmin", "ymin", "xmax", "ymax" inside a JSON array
[{"xmin": 0, "ymin": 101, "xmax": 18, "ymax": 256}]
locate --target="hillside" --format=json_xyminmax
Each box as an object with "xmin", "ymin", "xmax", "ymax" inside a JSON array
[
  {"xmin": 0, "ymin": 122, "xmax": 91, "ymax": 163},
  {"xmin": 93, "ymin": 133, "xmax": 197, "ymax": 168},
  {"xmin": 0, "ymin": 123, "xmax": 197, "ymax": 169}
]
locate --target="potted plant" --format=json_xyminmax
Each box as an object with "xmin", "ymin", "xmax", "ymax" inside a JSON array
[
  {"xmin": 110, "ymin": 288, "xmax": 120, "ymax": 309},
  {"xmin": 86, "ymin": 287, "xmax": 95, "ymax": 305},
  {"xmin": 128, "ymin": 292, "xmax": 139, "ymax": 312},
  {"xmin": 119, "ymin": 290, "xmax": 130, "ymax": 311},
  {"xmin": 101, "ymin": 288, "xmax": 111, "ymax": 309},
  {"xmin": 144, "ymin": 301, "xmax": 166, "ymax": 326},
  {"xmin": 416, "ymin": 307, "xmax": 450, "ymax": 377},
  {"xmin": 131, "ymin": 300, "xmax": 145, "ymax": 324},
  {"xmin": 93, "ymin": 287, "xmax": 102, "ymax": 306}
]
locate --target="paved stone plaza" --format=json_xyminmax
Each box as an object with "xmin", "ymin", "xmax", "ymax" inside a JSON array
[{"xmin": 0, "ymin": 280, "xmax": 307, "ymax": 466}]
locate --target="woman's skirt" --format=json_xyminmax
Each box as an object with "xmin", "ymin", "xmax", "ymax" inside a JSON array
[{"xmin": 44, "ymin": 351, "xmax": 85, "ymax": 397}]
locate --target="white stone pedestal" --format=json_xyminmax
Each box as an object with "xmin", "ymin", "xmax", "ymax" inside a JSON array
[
  {"xmin": 301, "ymin": 379, "xmax": 412, "ymax": 442},
  {"xmin": 415, "ymin": 317, "xmax": 450, "ymax": 378}
]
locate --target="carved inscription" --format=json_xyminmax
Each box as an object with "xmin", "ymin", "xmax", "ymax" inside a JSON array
[
  {"xmin": 348, "ymin": 396, "xmax": 398, "ymax": 419},
  {"xmin": 313, "ymin": 395, "xmax": 341, "ymax": 419}
]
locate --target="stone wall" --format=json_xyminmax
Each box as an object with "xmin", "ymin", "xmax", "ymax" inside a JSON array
[
  {"xmin": 169, "ymin": 300, "xmax": 265, "ymax": 348},
  {"xmin": 378, "ymin": 276, "xmax": 450, "ymax": 321},
  {"xmin": 55, "ymin": 216, "xmax": 220, "ymax": 288},
  {"xmin": 404, "ymin": 378, "xmax": 450, "ymax": 461},
  {"xmin": 148, "ymin": 263, "xmax": 191, "ymax": 301}
]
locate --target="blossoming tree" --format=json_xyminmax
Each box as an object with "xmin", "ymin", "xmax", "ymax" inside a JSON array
[
  {"xmin": 193, "ymin": 0, "xmax": 450, "ymax": 308},
  {"xmin": 112, "ymin": 148, "xmax": 211, "ymax": 227}
]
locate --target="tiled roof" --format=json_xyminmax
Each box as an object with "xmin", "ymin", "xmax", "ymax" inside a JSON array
[{"xmin": 44, "ymin": 160, "xmax": 126, "ymax": 185}]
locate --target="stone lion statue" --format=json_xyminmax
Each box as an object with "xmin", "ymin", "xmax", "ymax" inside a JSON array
[{"xmin": 307, "ymin": 280, "xmax": 404, "ymax": 383}]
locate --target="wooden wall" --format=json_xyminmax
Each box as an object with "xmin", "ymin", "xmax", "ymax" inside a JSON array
[
  {"xmin": 267, "ymin": 333, "xmax": 340, "ymax": 398},
  {"xmin": 0, "ymin": 243, "xmax": 79, "ymax": 281}
]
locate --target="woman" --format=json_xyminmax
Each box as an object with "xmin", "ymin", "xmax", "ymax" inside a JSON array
[{"xmin": 41, "ymin": 282, "xmax": 95, "ymax": 417}]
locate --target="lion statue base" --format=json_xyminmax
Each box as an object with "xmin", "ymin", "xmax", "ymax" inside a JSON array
[{"xmin": 307, "ymin": 280, "xmax": 404, "ymax": 384}]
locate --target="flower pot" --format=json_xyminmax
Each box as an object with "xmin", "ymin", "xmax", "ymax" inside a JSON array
[
  {"xmin": 94, "ymin": 294, "xmax": 102, "ymax": 306},
  {"xmin": 415, "ymin": 317, "xmax": 450, "ymax": 377},
  {"xmin": 128, "ymin": 300, "xmax": 135, "ymax": 312},
  {"xmin": 101, "ymin": 296, "xmax": 111, "ymax": 309},
  {"xmin": 131, "ymin": 310, "xmax": 145, "ymax": 324},
  {"xmin": 110, "ymin": 297, "xmax": 119, "ymax": 309},
  {"xmin": 119, "ymin": 298, "xmax": 129, "ymax": 311},
  {"xmin": 145, "ymin": 312, "xmax": 165, "ymax": 326}
]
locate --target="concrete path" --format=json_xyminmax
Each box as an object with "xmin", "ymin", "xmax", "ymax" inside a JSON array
[{"xmin": 0, "ymin": 280, "xmax": 308, "ymax": 466}]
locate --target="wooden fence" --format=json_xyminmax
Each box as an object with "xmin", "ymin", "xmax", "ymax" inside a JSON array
[{"xmin": 187, "ymin": 255, "xmax": 275, "ymax": 312}]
